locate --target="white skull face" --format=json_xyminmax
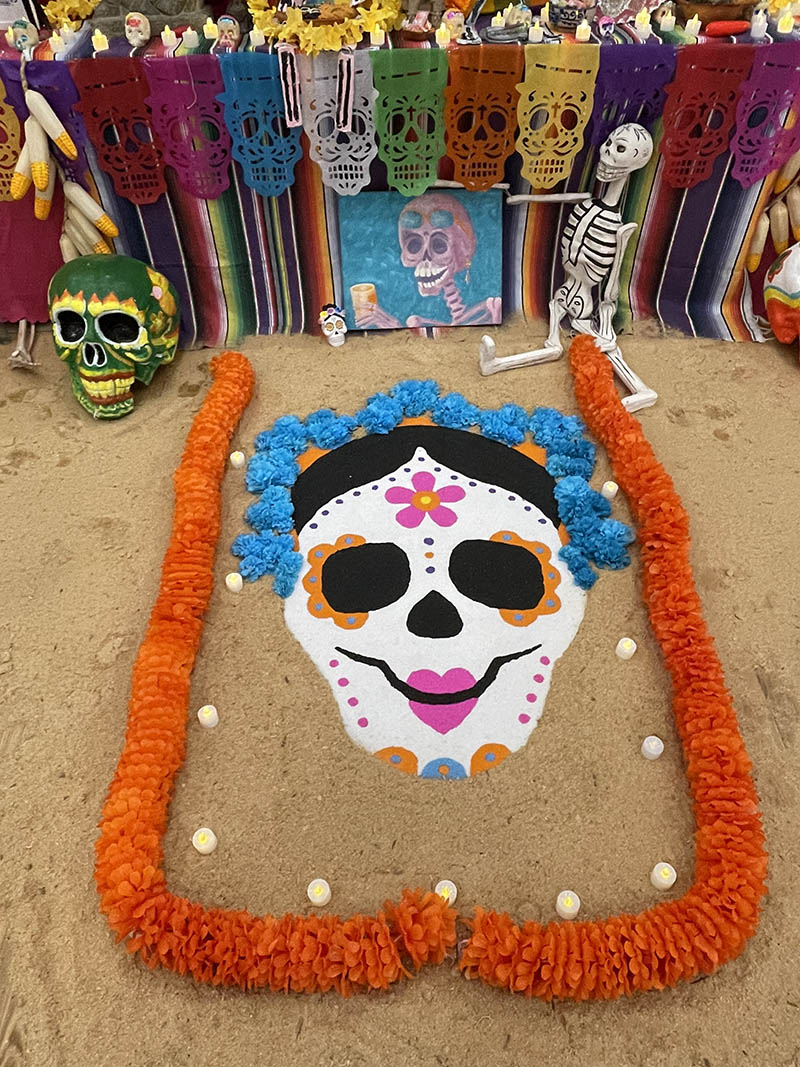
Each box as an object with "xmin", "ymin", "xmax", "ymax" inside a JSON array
[
  {"xmin": 124, "ymin": 12, "xmax": 151, "ymax": 48},
  {"xmin": 320, "ymin": 307, "xmax": 347, "ymax": 347},
  {"xmin": 398, "ymin": 193, "xmax": 476, "ymax": 299},
  {"xmin": 596, "ymin": 123, "xmax": 653, "ymax": 182},
  {"xmin": 284, "ymin": 431, "xmax": 586, "ymax": 779}
]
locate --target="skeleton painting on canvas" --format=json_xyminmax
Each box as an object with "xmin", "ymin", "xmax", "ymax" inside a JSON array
[
  {"xmin": 341, "ymin": 191, "xmax": 502, "ymax": 330},
  {"xmin": 480, "ymin": 122, "xmax": 659, "ymax": 413}
]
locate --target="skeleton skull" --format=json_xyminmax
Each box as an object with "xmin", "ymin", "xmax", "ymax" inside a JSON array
[
  {"xmin": 320, "ymin": 303, "xmax": 347, "ymax": 347},
  {"xmin": 214, "ymin": 16, "xmax": 241, "ymax": 52},
  {"xmin": 48, "ymin": 254, "xmax": 179, "ymax": 419},
  {"xmin": 398, "ymin": 192, "xmax": 476, "ymax": 299},
  {"xmin": 596, "ymin": 123, "xmax": 653, "ymax": 183},
  {"xmin": 284, "ymin": 426, "xmax": 586, "ymax": 779},
  {"xmin": 764, "ymin": 244, "xmax": 800, "ymax": 362},
  {"xmin": 124, "ymin": 12, "xmax": 151, "ymax": 49}
]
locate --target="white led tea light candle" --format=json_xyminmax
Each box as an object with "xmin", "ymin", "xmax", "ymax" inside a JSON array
[
  {"xmin": 307, "ymin": 878, "xmax": 331, "ymax": 906},
  {"xmin": 229, "ymin": 450, "xmax": 245, "ymax": 469},
  {"xmin": 575, "ymin": 18, "xmax": 591, "ymax": 39},
  {"xmin": 435, "ymin": 879, "xmax": 458, "ymax": 905},
  {"xmin": 615, "ymin": 637, "xmax": 637, "ymax": 660},
  {"xmin": 225, "ymin": 572, "xmax": 243, "ymax": 593},
  {"xmin": 641, "ymin": 735, "xmax": 664, "ymax": 760},
  {"xmin": 197, "ymin": 704, "xmax": 219, "ymax": 728},
  {"xmin": 650, "ymin": 862, "xmax": 677, "ymax": 890},
  {"xmin": 658, "ymin": 10, "xmax": 676, "ymax": 30},
  {"xmin": 684, "ymin": 12, "xmax": 701, "ymax": 34},
  {"xmin": 192, "ymin": 827, "xmax": 217, "ymax": 854},
  {"xmin": 601, "ymin": 480, "xmax": 618, "ymax": 501},
  {"xmin": 556, "ymin": 890, "xmax": 581, "ymax": 919},
  {"xmin": 528, "ymin": 18, "xmax": 544, "ymax": 40}
]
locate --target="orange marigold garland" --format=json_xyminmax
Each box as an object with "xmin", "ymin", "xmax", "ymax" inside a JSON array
[
  {"xmin": 458, "ymin": 335, "xmax": 767, "ymax": 1000},
  {"xmin": 96, "ymin": 342, "xmax": 765, "ymax": 998},
  {"xmin": 93, "ymin": 351, "xmax": 456, "ymax": 992}
]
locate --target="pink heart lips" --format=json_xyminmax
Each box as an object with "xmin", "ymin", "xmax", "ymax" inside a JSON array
[{"xmin": 406, "ymin": 668, "xmax": 478, "ymax": 734}]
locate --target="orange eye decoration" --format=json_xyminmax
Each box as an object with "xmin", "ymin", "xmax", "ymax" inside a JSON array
[
  {"xmin": 490, "ymin": 530, "xmax": 561, "ymax": 627},
  {"xmin": 303, "ymin": 534, "xmax": 369, "ymax": 629}
]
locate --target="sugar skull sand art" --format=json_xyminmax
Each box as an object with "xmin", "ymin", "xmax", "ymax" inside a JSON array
[
  {"xmin": 235, "ymin": 388, "xmax": 632, "ymax": 781},
  {"xmin": 48, "ymin": 254, "xmax": 179, "ymax": 419}
]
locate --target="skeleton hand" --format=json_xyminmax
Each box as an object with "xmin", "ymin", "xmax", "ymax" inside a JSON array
[{"xmin": 355, "ymin": 305, "xmax": 404, "ymax": 330}]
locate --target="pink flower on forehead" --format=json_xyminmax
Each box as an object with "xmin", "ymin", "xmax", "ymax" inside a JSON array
[{"xmin": 385, "ymin": 471, "xmax": 466, "ymax": 528}]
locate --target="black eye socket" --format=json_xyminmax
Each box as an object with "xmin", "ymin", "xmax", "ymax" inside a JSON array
[
  {"xmin": 97, "ymin": 312, "xmax": 140, "ymax": 345},
  {"xmin": 55, "ymin": 309, "xmax": 86, "ymax": 343},
  {"xmin": 322, "ymin": 542, "xmax": 411, "ymax": 613},
  {"xmin": 449, "ymin": 540, "xmax": 544, "ymax": 609}
]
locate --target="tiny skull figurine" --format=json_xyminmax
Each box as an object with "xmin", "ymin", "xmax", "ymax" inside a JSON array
[
  {"xmin": 764, "ymin": 244, "xmax": 800, "ymax": 362},
  {"xmin": 213, "ymin": 15, "xmax": 241, "ymax": 52},
  {"xmin": 124, "ymin": 11, "xmax": 151, "ymax": 49},
  {"xmin": 10, "ymin": 18, "xmax": 38, "ymax": 52},
  {"xmin": 505, "ymin": 3, "xmax": 532, "ymax": 27},
  {"xmin": 320, "ymin": 303, "xmax": 347, "ymax": 347},
  {"xmin": 442, "ymin": 6, "xmax": 465, "ymax": 35},
  {"xmin": 48, "ymin": 254, "xmax": 180, "ymax": 419}
]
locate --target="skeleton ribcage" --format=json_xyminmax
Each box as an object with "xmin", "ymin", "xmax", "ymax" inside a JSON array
[{"xmin": 561, "ymin": 200, "xmax": 622, "ymax": 285}]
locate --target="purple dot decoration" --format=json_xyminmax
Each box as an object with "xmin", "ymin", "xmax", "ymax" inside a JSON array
[
  {"xmin": 426, "ymin": 566, "xmax": 435, "ymax": 574},
  {"xmin": 310, "ymin": 522, "xmax": 318, "ymax": 529},
  {"xmin": 424, "ymin": 537, "xmax": 434, "ymax": 545}
]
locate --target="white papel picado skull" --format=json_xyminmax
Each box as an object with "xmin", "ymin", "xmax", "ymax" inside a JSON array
[{"xmin": 284, "ymin": 426, "xmax": 586, "ymax": 779}]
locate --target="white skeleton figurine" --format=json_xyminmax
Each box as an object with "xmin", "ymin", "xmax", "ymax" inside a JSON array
[{"xmin": 479, "ymin": 123, "xmax": 657, "ymax": 412}]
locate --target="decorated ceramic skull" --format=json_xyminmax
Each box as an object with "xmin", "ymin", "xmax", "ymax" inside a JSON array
[
  {"xmin": 596, "ymin": 123, "xmax": 653, "ymax": 183},
  {"xmin": 284, "ymin": 425, "xmax": 586, "ymax": 779},
  {"xmin": 764, "ymin": 244, "xmax": 800, "ymax": 362},
  {"xmin": 398, "ymin": 193, "xmax": 475, "ymax": 300},
  {"xmin": 320, "ymin": 303, "xmax": 347, "ymax": 347},
  {"xmin": 48, "ymin": 254, "xmax": 179, "ymax": 419},
  {"xmin": 124, "ymin": 12, "xmax": 151, "ymax": 49}
]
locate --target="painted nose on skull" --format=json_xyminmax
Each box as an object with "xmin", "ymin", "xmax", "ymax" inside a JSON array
[
  {"xmin": 83, "ymin": 342, "xmax": 107, "ymax": 368},
  {"xmin": 406, "ymin": 591, "xmax": 464, "ymax": 639}
]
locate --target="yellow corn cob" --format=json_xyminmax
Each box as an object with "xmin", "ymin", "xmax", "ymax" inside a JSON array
[
  {"xmin": 787, "ymin": 185, "xmax": 800, "ymax": 241},
  {"xmin": 769, "ymin": 201, "xmax": 789, "ymax": 255},
  {"xmin": 10, "ymin": 141, "xmax": 31, "ymax": 200},
  {"xmin": 24, "ymin": 90, "xmax": 78, "ymax": 160},
  {"xmin": 775, "ymin": 147, "xmax": 800, "ymax": 195},
  {"xmin": 24, "ymin": 116, "xmax": 49, "ymax": 191},
  {"xmin": 59, "ymin": 232, "xmax": 80, "ymax": 263},
  {"xmin": 746, "ymin": 212, "xmax": 770, "ymax": 273},
  {"xmin": 63, "ymin": 181, "xmax": 119, "ymax": 237},
  {"xmin": 34, "ymin": 158, "xmax": 57, "ymax": 220}
]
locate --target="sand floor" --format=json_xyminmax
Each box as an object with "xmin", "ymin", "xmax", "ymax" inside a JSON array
[{"xmin": 1, "ymin": 321, "xmax": 799, "ymax": 1067}]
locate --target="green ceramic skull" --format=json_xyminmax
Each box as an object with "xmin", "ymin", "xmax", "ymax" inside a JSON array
[{"xmin": 48, "ymin": 254, "xmax": 180, "ymax": 419}]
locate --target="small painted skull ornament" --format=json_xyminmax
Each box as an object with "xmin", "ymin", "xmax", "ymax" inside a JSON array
[
  {"xmin": 764, "ymin": 244, "xmax": 800, "ymax": 362},
  {"xmin": 320, "ymin": 303, "xmax": 347, "ymax": 347},
  {"xmin": 48, "ymin": 254, "xmax": 179, "ymax": 419}
]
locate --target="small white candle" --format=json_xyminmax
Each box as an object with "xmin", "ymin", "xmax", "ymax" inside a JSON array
[
  {"xmin": 601, "ymin": 479, "xmax": 618, "ymax": 500},
  {"xmin": 491, "ymin": 12, "xmax": 505, "ymax": 25},
  {"xmin": 638, "ymin": 21, "xmax": 652, "ymax": 38},
  {"xmin": 181, "ymin": 27, "xmax": 199, "ymax": 48},
  {"xmin": 650, "ymin": 862, "xmax": 677, "ymax": 890},
  {"xmin": 556, "ymin": 890, "xmax": 581, "ymax": 919},
  {"xmin": 161, "ymin": 24, "xmax": 177, "ymax": 46},
  {"xmin": 225, "ymin": 572, "xmax": 243, "ymax": 593},
  {"xmin": 615, "ymin": 636, "xmax": 637, "ymax": 660},
  {"xmin": 435, "ymin": 24, "xmax": 450, "ymax": 45},
  {"xmin": 575, "ymin": 18, "xmax": 591, "ymax": 39},
  {"xmin": 249, "ymin": 25, "xmax": 265, "ymax": 47},
  {"xmin": 307, "ymin": 878, "xmax": 331, "ymax": 905},
  {"xmin": 92, "ymin": 28, "xmax": 109, "ymax": 51},
  {"xmin": 51, "ymin": 30, "xmax": 65, "ymax": 52},
  {"xmin": 777, "ymin": 7, "xmax": 794, "ymax": 32},
  {"xmin": 658, "ymin": 11, "xmax": 676, "ymax": 29},
  {"xmin": 229, "ymin": 450, "xmax": 246, "ymax": 468},
  {"xmin": 528, "ymin": 17, "xmax": 544, "ymax": 40},
  {"xmin": 641, "ymin": 734, "xmax": 664, "ymax": 760},
  {"xmin": 684, "ymin": 12, "xmax": 701, "ymax": 34},
  {"xmin": 634, "ymin": 7, "xmax": 650, "ymax": 28},
  {"xmin": 541, "ymin": 2, "xmax": 549, "ymax": 21},
  {"xmin": 203, "ymin": 16, "xmax": 218, "ymax": 38},
  {"xmin": 435, "ymin": 879, "xmax": 458, "ymax": 904},
  {"xmin": 369, "ymin": 27, "xmax": 385, "ymax": 45},
  {"xmin": 197, "ymin": 704, "xmax": 219, "ymax": 728},
  {"xmin": 192, "ymin": 827, "xmax": 218, "ymax": 854}
]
